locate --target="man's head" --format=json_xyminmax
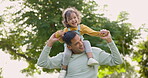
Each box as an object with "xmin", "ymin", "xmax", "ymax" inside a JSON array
[{"xmin": 62, "ymin": 31, "xmax": 85, "ymax": 54}]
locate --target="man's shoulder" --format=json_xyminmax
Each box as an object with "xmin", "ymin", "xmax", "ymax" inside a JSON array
[
  {"xmin": 91, "ymin": 47, "xmax": 102, "ymax": 53},
  {"xmin": 91, "ymin": 47, "xmax": 103, "ymax": 58},
  {"xmin": 92, "ymin": 47, "xmax": 102, "ymax": 50},
  {"xmin": 52, "ymin": 52, "xmax": 64, "ymax": 59}
]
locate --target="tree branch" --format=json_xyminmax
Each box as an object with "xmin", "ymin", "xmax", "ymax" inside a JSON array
[{"xmin": 0, "ymin": 41, "xmax": 34, "ymax": 62}]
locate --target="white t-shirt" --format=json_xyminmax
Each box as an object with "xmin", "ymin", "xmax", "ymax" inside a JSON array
[{"xmin": 37, "ymin": 41, "xmax": 123, "ymax": 78}]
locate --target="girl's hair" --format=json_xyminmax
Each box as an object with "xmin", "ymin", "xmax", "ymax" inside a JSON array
[{"xmin": 62, "ymin": 7, "xmax": 82, "ymax": 27}]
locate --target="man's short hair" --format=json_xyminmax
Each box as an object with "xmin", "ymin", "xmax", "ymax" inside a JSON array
[{"xmin": 62, "ymin": 31, "xmax": 77, "ymax": 45}]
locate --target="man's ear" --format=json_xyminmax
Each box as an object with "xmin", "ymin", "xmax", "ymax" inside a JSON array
[{"xmin": 67, "ymin": 45, "xmax": 72, "ymax": 49}]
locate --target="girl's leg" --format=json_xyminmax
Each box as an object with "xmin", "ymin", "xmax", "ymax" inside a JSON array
[
  {"xmin": 83, "ymin": 40, "xmax": 99, "ymax": 66},
  {"xmin": 59, "ymin": 44, "xmax": 72, "ymax": 78},
  {"xmin": 86, "ymin": 52, "xmax": 93, "ymax": 58},
  {"xmin": 62, "ymin": 45, "xmax": 72, "ymax": 69}
]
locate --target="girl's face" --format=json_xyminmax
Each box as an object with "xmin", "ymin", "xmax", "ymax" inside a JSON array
[{"xmin": 66, "ymin": 12, "xmax": 79, "ymax": 28}]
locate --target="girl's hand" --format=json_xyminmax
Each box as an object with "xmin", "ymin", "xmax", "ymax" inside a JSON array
[
  {"xmin": 100, "ymin": 29, "xmax": 109, "ymax": 37},
  {"xmin": 55, "ymin": 30, "xmax": 65, "ymax": 43},
  {"xmin": 100, "ymin": 29, "xmax": 112, "ymax": 43}
]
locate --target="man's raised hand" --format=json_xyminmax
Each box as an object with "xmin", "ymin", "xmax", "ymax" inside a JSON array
[{"xmin": 47, "ymin": 33, "xmax": 60, "ymax": 47}]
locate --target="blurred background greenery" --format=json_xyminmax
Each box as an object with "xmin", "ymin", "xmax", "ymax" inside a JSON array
[{"xmin": 0, "ymin": 0, "xmax": 147, "ymax": 78}]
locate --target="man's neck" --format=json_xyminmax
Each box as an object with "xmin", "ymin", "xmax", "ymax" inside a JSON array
[{"xmin": 71, "ymin": 50, "xmax": 84, "ymax": 54}]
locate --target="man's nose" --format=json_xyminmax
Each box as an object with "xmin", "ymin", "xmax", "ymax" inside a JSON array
[{"xmin": 79, "ymin": 41, "xmax": 83, "ymax": 46}]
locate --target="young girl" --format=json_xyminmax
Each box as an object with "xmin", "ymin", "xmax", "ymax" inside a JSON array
[{"xmin": 55, "ymin": 7, "xmax": 108, "ymax": 78}]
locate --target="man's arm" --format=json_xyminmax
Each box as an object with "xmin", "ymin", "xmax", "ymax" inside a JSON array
[
  {"xmin": 37, "ymin": 33, "xmax": 63, "ymax": 69},
  {"xmin": 98, "ymin": 30, "xmax": 123, "ymax": 66},
  {"xmin": 97, "ymin": 41, "xmax": 123, "ymax": 66}
]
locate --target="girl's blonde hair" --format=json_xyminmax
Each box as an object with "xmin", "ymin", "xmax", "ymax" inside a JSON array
[{"xmin": 62, "ymin": 7, "xmax": 82, "ymax": 27}]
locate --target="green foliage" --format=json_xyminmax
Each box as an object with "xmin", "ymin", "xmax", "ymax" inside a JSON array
[
  {"xmin": 133, "ymin": 37, "xmax": 148, "ymax": 78},
  {"xmin": 98, "ymin": 64, "xmax": 126, "ymax": 78},
  {"xmin": 0, "ymin": 68, "xmax": 3, "ymax": 78},
  {"xmin": 117, "ymin": 11, "xmax": 129, "ymax": 22},
  {"xmin": 0, "ymin": 16, "xmax": 4, "ymax": 24},
  {"xmin": 0, "ymin": 0, "xmax": 141, "ymax": 77},
  {"xmin": 0, "ymin": 16, "xmax": 3, "ymax": 36}
]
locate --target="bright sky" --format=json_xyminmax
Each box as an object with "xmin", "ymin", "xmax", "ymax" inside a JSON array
[
  {"xmin": 0, "ymin": 0, "xmax": 148, "ymax": 78},
  {"xmin": 96, "ymin": 0, "xmax": 148, "ymax": 40},
  {"xmin": 97, "ymin": 0, "xmax": 148, "ymax": 26}
]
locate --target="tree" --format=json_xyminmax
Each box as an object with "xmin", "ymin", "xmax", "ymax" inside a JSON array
[
  {"xmin": 0, "ymin": 68, "xmax": 3, "ymax": 78},
  {"xmin": 96, "ymin": 11, "xmax": 141, "ymax": 78},
  {"xmin": 0, "ymin": 0, "xmax": 141, "ymax": 77},
  {"xmin": 133, "ymin": 36, "xmax": 148, "ymax": 78},
  {"xmin": 0, "ymin": 14, "xmax": 3, "ymax": 78}
]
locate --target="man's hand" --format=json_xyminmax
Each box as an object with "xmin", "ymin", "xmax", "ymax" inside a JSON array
[
  {"xmin": 100, "ymin": 29, "xmax": 112, "ymax": 43},
  {"xmin": 55, "ymin": 30, "xmax": 65, "ymax": 43},
  {"xmin": 47, "ymin": 33, "xmax": 60, "ymax": 47}
]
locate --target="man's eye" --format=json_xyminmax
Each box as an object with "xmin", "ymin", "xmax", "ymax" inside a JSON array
[{"xmin": 75, "ymin": 42, "xmax": 78, "ymax": 46}]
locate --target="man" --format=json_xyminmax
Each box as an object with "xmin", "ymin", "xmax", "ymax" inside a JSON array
[{"xmin": 37, "ymin": 30, "xmax": 123, "ymax": 78}]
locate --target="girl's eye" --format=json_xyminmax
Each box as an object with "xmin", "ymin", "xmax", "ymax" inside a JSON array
[{"xmin": 68, "ymin": 18, "xmax": 71, "ymax": 20}]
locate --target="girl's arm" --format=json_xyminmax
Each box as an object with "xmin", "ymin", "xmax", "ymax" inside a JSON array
[{"xmin": 80, "ymin": 24, "xmax": 107, "ymax": 37}]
